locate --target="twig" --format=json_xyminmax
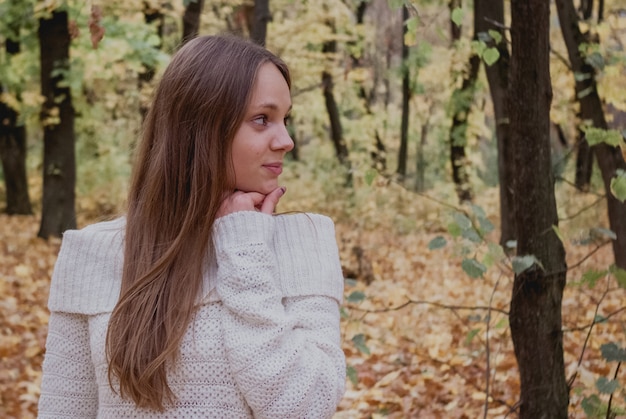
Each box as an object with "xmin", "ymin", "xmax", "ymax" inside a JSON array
[
  {"xmin": 550, "ymin": 45, "xmax": 573, "ymax": 71},
  {"xmin": 563, "ymin": 306, "xmax": 626, "ymax": 332},
  {"xmin": 567, "ymin": 274, "xmax": 611, "ymax": 388},
  {"xmin": 557, "ymin": 175, "xmax": 606, "ymax": 198},
  {"xmin": 483, "ymin": 273, "xmax": 503, "ymax": 419},
  {"xmin": 568, "ymin": 240, "xmax": 612, "ymax": 271},
  {"xmin": 606, "ymin": 362, "xmax": 621, "ymax": 419},
  {"xmin": 559, "ymin": 196, "xmax": 606, "ymax": 222},
  {"xmin": 346, "ymin": 299, "xmax": 509, "ymax": 315}
]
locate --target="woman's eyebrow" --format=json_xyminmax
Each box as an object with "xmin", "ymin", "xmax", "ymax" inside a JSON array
[{"xmin": 253, "ymin": 102, "xmax": 293, "ymax": 113}]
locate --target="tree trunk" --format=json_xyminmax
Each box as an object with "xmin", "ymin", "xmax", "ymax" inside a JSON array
[
  {"xmin": 349, "ymin": 0, "xmax": 386, "ymax": 173},
  {"xmin": 0, "ymin": 34, "xmax": 32, "ymax": 215},
  {"xmin": 250, "ymin": 0, "xmax": 271, "ymax": 46},
  {"xmin": 477, "ymin": 0, "xmax": 514, "ymax": 248},
  {"xmin": 556, "ymin": 0, "xmax": 626, "ymax": 269},
  {"xmin": 139, "ymin": 4, "xmax": 164, "ymax": 120},
  {"xmin": 321, "ymin": 26, "xmax": 350, "ymax": 183},
  {"xmin": 448, "ymin": 0, "xmax": 476, "ymax": 203},
  {"xmin": 508, "ymin": 1, "xmax": 569, "ymax": 417},
  {"xmin": 38, "ymin": 11, "xmax": 76, "ymax": 238},
  {"xmin": 182, "ymin": 0, "xmax": 204, "ymax": 44},
  {"xmin": 397, "ymin": 5, "xmax": 410, "ymax": 179}
]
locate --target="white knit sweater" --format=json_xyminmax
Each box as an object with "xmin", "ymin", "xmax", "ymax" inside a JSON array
[{"xmin": 38, "ymin": 211, "xmax": 346, "ymax": 418}]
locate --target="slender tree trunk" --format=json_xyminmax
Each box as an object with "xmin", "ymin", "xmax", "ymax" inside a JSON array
[
  {"xmin": 556, "ymin": 0, "xmax": 626, "ymax": 268},
  {"xmin": 448, "ymin": 0, "xmax": 476, "ymax": 203},
  {"xmin": 414, "ymin": 119, "xmax": 429, "ymax": 192},
  {"xmin": 182, "ymin": 0, "xmax": 204, "ymax": 44},
  {"xmin": 250, "ymin": 0, "xmax": 271, "ymax": 46},
  {"xmin": 397, "ymin": 5, "xmax": 410, "ymax": 179},
  {"xmin": 508, "ymin": 1, "xmax": 569, "ymax": 417},
  {"xmin": 0, "ymin": 34, "xmax": 32, "ymax": 215},
  {"xmin": 321, "ymin": 24, "xmax": 350, "ymax": 183},
  {"xmin": 572, "ymin": 0, "xmax": 596, "ymax": 190},
  {"xmin": 349, "ymin": 0, "xmax": 386, "ymax": 172},
  {"xmin": 38, "ymin": 11, "xmax": 76, "ymax": 238},
  {"xmin": 476, "ymin": 0, "xmax": 514, "ymax": 247},
  {"xmin": 139, "ymin": 4, "xmax": 164, "ymax": 120}
]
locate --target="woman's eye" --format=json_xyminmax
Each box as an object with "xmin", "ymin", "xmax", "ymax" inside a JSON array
[{"xmin": 252, "ymin": 115, "xmax": 268, "ymax": 126}]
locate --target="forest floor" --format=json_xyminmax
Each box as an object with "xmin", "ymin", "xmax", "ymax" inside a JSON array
[{"xmin": 0, "ymin": 203, "xmax": 623, "ymax": 418}]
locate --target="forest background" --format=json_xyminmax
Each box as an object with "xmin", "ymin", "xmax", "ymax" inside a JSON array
[{"xmin": 1, "ymin": 0, "xmax": 626, "ymax": 417}]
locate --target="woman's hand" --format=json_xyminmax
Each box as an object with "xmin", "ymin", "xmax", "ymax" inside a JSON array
[{"xmin": 217, "ymin": 187, "xmax": 286, "ymax": 218}]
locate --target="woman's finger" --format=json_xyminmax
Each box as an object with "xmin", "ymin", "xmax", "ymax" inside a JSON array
[{"xmin": 260, "ymin": 187, "xmax": 286, "ymax": 214}]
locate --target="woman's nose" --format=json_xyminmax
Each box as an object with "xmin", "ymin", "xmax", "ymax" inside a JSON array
[{"xmin": 272, "ymin": 124, "xmax": 294, "ymax": 151}]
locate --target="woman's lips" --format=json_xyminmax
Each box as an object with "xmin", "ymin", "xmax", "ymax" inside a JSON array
[{"xmin": 263, "ymin": 163, "xmax": 283, "ymax": 175}]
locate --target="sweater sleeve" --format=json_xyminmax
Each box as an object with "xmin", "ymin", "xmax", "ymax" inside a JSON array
[
  {"xmin": 38, "ymin": 312, "xmax": 98, "ymax": 418},
  {"xmin": 213, "ymin": 211, "xmax": 345, "ymax": 419}
]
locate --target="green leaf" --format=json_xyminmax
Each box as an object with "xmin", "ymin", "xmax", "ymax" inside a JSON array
[
  {"xmin": 406, "ymin": 16, "xmax": 419, "ymax": 33},
  {"xmin": 346, "ymin": 365, "xmax": 359, "ymax": 386},
  {"xmin": 347, "ymin": 290, "xmax": 366, "ymax": 303},
  {"xmin": 610, "ymin": 169, "xmax": 626, "ymax": 203},
  {"xmin": 471, "ymin": 40, "xmax": 486, "ymax": 57},
  {"xmin": 461, "ymin": 228, "xmax": 482, "ymax": 243},
  {"xmin": 351, "ymin": 334, "xmax": 371, "ymax": 355},
  {"xmin": 601, "ymin": 342, "xmax": 626, "ymax": 362},
  {"xmin": 590, "ymin": 227, "xmax": 617, "ymax": 240},
  {"xmin": 581, "ymin": 269, "xmax": 607, "ymax": 288},
  {"xmin": 462, "ymin": 258, "xmax": 487, "ymax": 278},
  {"xmin": 596, "ymin": 377, "xmax": 620, "ymax": 394},
  {"xmin": 494, "ymin": 317, "xmax": 508, "ymax": 329},
  {"xmin": 552, "ymin": 225, "xmax": 565, "ymax": 243},
  {"xmin": 505, "ymin": 240, "xmax": 517, "ymax": 250},
  {"xmin": 487, "ymin": 29, "xmax": 502, "ymax": 44},
  {"xmin": 453, "ymin": 212, "xmax": 472, "ymax": 230},
  {"xmin": 584, "ymin": 127, "xmax": 624, "ymax": 147},
  {"xmin": 465, "ymin": 328, "xmax": 480, "ymax": 345},
  {"xmin": 344, "ymin": 278, "xmax": 358, "ymax": 287},
  {"xmin": 610, "ymin": 265, "xmax": 626, "ymax": 289},
  {"xmin": 574, "ymin": 71, "xmax": 592, "ymax": 81},
  {"xmin": 511, "ymin": 255, "xmax": 541, "ymax": 274},
  {"xmin": 428, "ymin": 236, "xmax": 447, "ymax": 250},
  {"xmin": 447, "ymin": 222, "xmax": 462, "ymax": 238},
  {"xmin": 364, "ymin": 168, "xmax": 377, "ymax": 186},
  {"xmin": 594, "ymin": 314, "xmax": 607, "ymax": 324},
  {"xmin": 581, "ymin": 394, "xmax": 605, "ymax": 417},
  {"xmin": 451, "ymin": 7, "xmax": 464, "ymax": 27},
  {"xmin": 478, "ymin": 216, "xmax": 494, "ymax": 234},
  {"xmin": 483, "ymin": 47, "xmax": 500, "ymax": 66},
  {"xmin": 340, "ymin": 307, "xmax": 349, "ymax": 319}
]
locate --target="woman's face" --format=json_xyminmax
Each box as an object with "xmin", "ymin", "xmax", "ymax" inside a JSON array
[{"xmin": 231, "ymin": 63, "xmax": 294, "ymax": 195}]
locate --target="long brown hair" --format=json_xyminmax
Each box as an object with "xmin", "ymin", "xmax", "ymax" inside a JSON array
[{"xmin": 106, "ymin": 35, "xmax": 290, "ymax": 411}]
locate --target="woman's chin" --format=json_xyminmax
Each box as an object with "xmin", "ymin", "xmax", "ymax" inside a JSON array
[{"xmin": 236, "ymin": 184, "xmax": 277, "ymax": 195}]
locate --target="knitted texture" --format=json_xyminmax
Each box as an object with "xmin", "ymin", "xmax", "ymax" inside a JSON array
[{"xmin": 38, "ymin": 212, "xmax": 345, "ymax": 418}]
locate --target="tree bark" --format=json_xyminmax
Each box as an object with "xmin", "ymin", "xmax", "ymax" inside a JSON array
[
  {"xmin": 0, "ymin": 33, "xmax": 32, "ymax": 215},
  {"xmin": 321, "ymin": 25, "xmax": 350, "ymax": 183},
  {"xmin": 476, "ymin": 0, "xmax": 514, "ymax": 248},
  {"xmin": 182, "ymin": 0, "xmax": 204, "ymax": 44},
  {"xmin": 38, "ymin": 11, "xmax": 76, "ymax": 238},
  {"xmin": 397, "ymin": 5, "xmax": 410, "ymax": 179},
  {"xmin": 139, "ymin": 4, "xmax": 164, "ymax": 120},
  {"xmin": 448, "ymin": 0, "xmax": 476, "ymax": 203},
  {"xmin": 508, "ymin": 1, "xmax": 569, "ymax": 417},
  {"xmin": 556, "ymin": 0, "xmax": 626, "ymax": 268},
  {"xmin": 250, "ymin": 0, "xmax": 271, "ymax": 46}
]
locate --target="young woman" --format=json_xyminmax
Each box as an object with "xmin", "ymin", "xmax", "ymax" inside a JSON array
[{"xmin": 38, "ymin": 35, "xmax": 346, "ymax": 418}]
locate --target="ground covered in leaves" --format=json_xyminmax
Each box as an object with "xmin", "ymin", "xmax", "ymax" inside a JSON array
[{"xmin": 1, "ymin": 196, "xmax": 624, "ymax": 418}]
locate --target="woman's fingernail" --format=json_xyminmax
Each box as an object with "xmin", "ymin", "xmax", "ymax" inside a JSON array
[{"xmin": 280, "ymin": 186, "xmax": 287, "ymax": 195}]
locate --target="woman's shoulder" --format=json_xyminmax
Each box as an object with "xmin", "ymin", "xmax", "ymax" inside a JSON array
[
  {"xmin": 273, "ymin": 212, "xmax": 336, "ymax": 236},
  {"xmin": 47, "ymin": 217, "xmax": 126, "ymax": 315}
]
